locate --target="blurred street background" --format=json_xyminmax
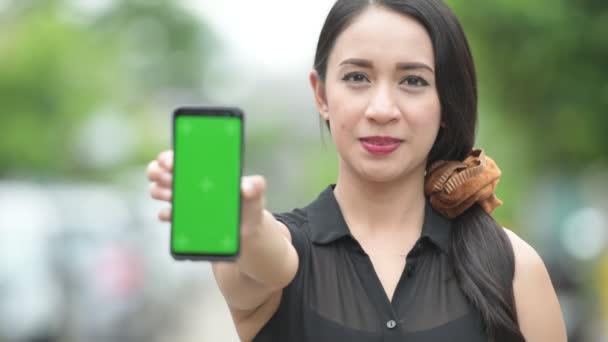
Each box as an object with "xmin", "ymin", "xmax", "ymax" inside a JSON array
[{"xmin": 0, "ymin": 0, "xmax": 606, "ymax": 341}]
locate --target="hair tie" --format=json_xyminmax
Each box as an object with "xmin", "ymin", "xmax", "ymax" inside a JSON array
[{"xmin": 424, "ymin": 149, "xmax": 503, "ymax": 219}]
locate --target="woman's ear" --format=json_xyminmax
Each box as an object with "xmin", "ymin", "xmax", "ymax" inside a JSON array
[{"xmin": 309, "ymin": 70, "xmax": 329, "ymax": 121}]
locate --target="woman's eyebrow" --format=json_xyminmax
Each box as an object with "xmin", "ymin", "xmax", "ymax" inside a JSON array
[
  {"xmin": 397, "ymin": 62, "xmax": 434, "ymax": 74},
  {"xmin": 339, "ymin": 58, "xmax": 373, "ymax": 68},
  {"xmin": 339, "ymin": 58, "xmax": 434, "ymax": 73}
]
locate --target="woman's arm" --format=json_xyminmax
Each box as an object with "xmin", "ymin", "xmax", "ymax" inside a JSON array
[
  {"xmin": 504, "ymin": 228, "xmax": 568, "ymax": 341},
  {"xmin": 214, "ymin": 209, "xmax": 298, "ymax": 341},
  {"xmin": 213, "ymin": 209, "xmax": 298, "ymax": 310},
  {"xmin": 148, "ymin": 151, "xmax": 299, "ymax": 340}
]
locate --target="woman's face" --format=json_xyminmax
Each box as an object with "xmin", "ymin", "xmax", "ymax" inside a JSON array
[{"xmin": 311, "ymin": 6, "xmax": 441, "ymax": 183}]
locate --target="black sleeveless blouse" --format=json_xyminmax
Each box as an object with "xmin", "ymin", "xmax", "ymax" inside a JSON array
[{"xmin": 254, "ymin": 185, "xmax": 487, "ymax": 341}]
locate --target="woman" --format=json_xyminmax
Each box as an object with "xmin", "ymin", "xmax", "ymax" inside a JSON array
[{"xmin": 147, "ymin": 1, "xmax": 567, "ymax": 341}]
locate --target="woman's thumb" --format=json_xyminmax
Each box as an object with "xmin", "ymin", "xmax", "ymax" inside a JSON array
[
  {"xmin": 241, "ymin": 175, "xmax": 266, "ymax": 200},
  {"xmin": 240, "ymin": 175, "xmax": 266, "ymax": 230}
]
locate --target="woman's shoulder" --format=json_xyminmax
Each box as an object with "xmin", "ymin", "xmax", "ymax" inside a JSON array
[
  {"xmin": 273, "ymin": 207, "xmax": 308, "ymax": 227},
  {"xmin": 501, "ymin": 227, "xmax": 543, "ymax": 274},
  {"xmin": 501, "ymin": 227, "xmax": 551, "ymax": 300},
  {"xmin": 502, "ymin": 227, "xmax": 568, "ymax": 341}
]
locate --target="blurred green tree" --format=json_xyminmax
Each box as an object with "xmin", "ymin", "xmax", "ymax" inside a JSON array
[
  {"xmin": 444, "ymin": 0, "xmax": 608, "ymax": 224},
  {"xmin": 452, "ymin": 0, "xmax": 608, "ymax": 168},
  {"xmin": 0, "ymin": 0, "xmax": 217, "ymax": 179}
]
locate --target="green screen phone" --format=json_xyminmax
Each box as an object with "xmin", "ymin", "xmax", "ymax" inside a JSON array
[{"xmin": 171, "ymin": 106, "xmax": 243, "ymax": 261}]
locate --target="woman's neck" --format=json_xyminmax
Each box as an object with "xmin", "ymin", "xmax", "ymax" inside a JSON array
[{"xmin": 333, "ymin": 161, "xmax": 427, "ymax": 240}]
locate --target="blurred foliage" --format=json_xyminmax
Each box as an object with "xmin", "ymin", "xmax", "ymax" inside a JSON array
[
  {"xmin": 0, "ymin": 0, "xmax": 605, "ymax": 200},
  {"xmin": 451, "ymin": 0, "xmax": 608, "ymax": 169},
  {"xmin": 0, "ymin": 0, "xmax": 217, "ymax": 179}
]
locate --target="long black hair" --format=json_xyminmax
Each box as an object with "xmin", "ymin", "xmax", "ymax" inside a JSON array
[{"xmin": 313, "ymin": 1, "xmax": 525, "ymax": 341}]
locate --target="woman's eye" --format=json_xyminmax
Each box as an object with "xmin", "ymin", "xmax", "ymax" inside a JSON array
[
  {"xmin": 342, "ymin": 72, "xmax": 369, "ymax": 83},
  {"xmin": 402, "ymin": 75, "xmax": 429, "ymax": 87}
]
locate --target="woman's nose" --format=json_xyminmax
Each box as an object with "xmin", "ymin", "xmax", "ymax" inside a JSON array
[{"xmin": 364, "ymin": 86, "xmax": 400, "ymax": 124}]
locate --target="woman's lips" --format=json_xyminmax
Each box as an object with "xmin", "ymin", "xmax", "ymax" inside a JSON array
[{"xmin": 360, "ymin": 136, "xmax": 403, "ymax": 155}]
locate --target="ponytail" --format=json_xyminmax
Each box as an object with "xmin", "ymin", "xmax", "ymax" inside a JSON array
[{"xmin": 451, "ymin": 205, "xmax": 526, "ymax": 341}]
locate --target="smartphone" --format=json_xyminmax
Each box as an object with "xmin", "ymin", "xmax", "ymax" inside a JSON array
[{"xmin": 171, "ymin": 106, "xmax": 243, "ymax": 261}]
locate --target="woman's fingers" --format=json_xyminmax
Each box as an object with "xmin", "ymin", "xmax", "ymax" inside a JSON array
[
  {"xmin": 159, "ymin": 207, "xmax": 172, "ymax": 222},
  {"xmin": 146, "ymin": 160, "xmax": 159, "ymax": 181},
  {"xmin": 147, "ymin": 150, "xmax": 174, "ymax": 222},
  {"xmin": 150, "ymin": 183, "xmax": 172, "ymax": 202},
  {"xmin": 157, "ymin": 150, "xmax": 174, "ymax": 171},
  {"xmin": 147, "ymin": 160, "xmax": 173, "ymax": 187}
]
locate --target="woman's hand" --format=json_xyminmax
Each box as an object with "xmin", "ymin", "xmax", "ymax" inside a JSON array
[
  {"xmin": 147, "ymin": 150, "xmax": 174, "ymax": 221},
  {"xmin": 146, "ymin": 150, "xmax": 267, "ymax": 237},
  {"xmin": 147, "ymin": 149, "xmax": 298, "ymax": 333}
]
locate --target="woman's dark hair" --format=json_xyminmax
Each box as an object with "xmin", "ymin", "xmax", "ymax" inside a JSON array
[{"xmin": 313, "ymin": 1, "xmax": 525, "ymax": 341}]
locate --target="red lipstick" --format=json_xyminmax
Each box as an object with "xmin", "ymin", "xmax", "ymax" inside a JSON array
[{"xmin": 360, "ymin": 136, "xmax": 402, "ymax": 155}]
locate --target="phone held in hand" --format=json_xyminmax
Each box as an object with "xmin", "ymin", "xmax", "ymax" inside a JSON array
[{"xmin": 171, "ymin": 106, "xmax": 243, "ymax": 261}]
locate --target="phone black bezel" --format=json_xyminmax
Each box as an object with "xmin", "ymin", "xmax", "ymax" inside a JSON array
[{"xmin": 171, "ymin": 106, "xmax": 244, "ymax": 262}]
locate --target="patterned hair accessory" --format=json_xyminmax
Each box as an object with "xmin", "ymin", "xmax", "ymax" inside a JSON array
[{"xmin": 424, "ymin": 149, "xmax": 503, "ymax": 219}]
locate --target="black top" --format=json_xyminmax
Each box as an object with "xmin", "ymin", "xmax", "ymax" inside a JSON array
[{"xmin": 254, "ymin": 185, "xmax": 486, "ymax": 342}]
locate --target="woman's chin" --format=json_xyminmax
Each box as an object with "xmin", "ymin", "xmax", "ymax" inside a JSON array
[
  {"xmin": 341, "ymin": 157, "xmax": 424, "ymax": 184},
  {"xmin": 357, "ymin": 167, "xmax": 406, "ymax": 183},
  {"xmin": 353, "ymin": 159, "xmax": 426, "ymax": 184}
]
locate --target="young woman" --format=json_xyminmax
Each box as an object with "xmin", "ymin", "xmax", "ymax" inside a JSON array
[{"xmin": 147, "ymin": 1, "xmax": 567, "ymax": 341}]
